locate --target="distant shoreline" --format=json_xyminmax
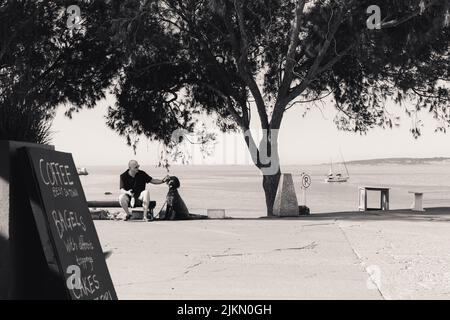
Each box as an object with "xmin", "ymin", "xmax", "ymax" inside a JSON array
[{"xmin": 327, "ymin": 157, "xmax": 450, "ymax": 166}]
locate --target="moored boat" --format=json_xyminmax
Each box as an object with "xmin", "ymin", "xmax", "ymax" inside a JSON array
[{"xmin": 325, "ymin": 151, "xmax": 349, "ymax": 183}]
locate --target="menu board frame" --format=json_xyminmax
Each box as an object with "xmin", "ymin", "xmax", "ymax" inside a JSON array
[{"xmin": 19, "ymin": 147, "xmax": 117, "ymax": 300}]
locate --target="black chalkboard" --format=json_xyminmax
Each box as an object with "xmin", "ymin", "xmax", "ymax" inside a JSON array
[{"xmin": 20, "ymin": 147, "xmax": 117, "ymax": 300}]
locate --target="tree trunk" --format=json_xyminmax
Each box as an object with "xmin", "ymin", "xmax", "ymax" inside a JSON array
[
  {"xmin": 262, "ymin": 169, "xmax": 281, "ymax": 216},
  {"xmin": 243, "ymin": 127, "xmax": 281, "ymax": 216}
]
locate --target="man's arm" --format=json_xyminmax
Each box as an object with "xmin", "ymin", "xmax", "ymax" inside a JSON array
[
  {"xmin": 149, "ymin": 178, "xmax": 165, "ymax": 185},
  {"xmin": 149, "ymin": 175, "xmax": 170, "ymax": 185}
]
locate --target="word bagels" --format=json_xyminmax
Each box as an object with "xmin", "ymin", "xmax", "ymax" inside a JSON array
[{"xmin": 39, "ymin": 158, "xmax": 74, "ymax": 187}]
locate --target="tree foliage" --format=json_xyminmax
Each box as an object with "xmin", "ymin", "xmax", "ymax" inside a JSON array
[
  {"xmin": 0, "ymin": 0, "xmax": 122, "ymax": 143},
  {"xmin": 1, "ymin": 0, "xmax": 449, "ymax": 213},
  {"xmin": 104, "ymin": 0, "xmax": 449, "ymax": 145}
]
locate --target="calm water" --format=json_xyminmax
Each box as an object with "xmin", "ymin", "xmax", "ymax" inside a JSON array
[{"xmin": 79, "ymin": 164, "xmax": 450, "ymax": 218}]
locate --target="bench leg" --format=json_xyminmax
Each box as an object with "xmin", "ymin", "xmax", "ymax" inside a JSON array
[
  {"xmin": 412, "ymin": 194, "xmax": 424, "ymax": 211},
  {"xmin": 385, "ymin": 191, "xmax": 389, "ymax": 210},
  {"xmin": 380, "ymin": 191, "xmax": 389, "ymax": 211},
  {"xmin": 359, "ymin": 189, "xmax": 367, "ymax": 211}
]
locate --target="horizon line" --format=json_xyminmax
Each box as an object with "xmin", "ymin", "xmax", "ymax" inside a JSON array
[{"xmin": 76, "ymin": 155, "xmax": 450, "ymax": 167}]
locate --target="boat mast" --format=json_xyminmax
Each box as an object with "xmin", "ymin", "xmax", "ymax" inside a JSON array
[{"xmin": 340, "ymin": 150, "xmax": 350, "ymax": 177}]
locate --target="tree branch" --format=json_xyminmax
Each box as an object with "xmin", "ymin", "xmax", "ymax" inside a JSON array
[
  {"xmin": 160, "ymin": 2, "xmax": 248, "ymax": 128},
  {"xmin": 277, "ymin": 0, "xmax": 306, "ymax": 99},
  {"xmin": 271, "ymin": 7, "xmax": 345, "ymax": 128},
  {"xmin": 411, "ymin": 87, "xmax": 448, "ymax": 100},
  {"xmin": 316, "ymin": 42, "xmax": 356, "ymax": 74},
  {"xmin": 285, "ymin": 88, "xmax": 335, "ymax": 111},
  {"xmin": 380, "ymin": 0, "xmax": 441, "ymax": 28},
  {"xmin": 222, "ymin": 3, "xmax": 269, "ymax": 129},
  {"xmin": 195, "ymin": 80, "xmax": 244, "ymax": 128},
  {"xmin": 234, "ymin": 0, "xmax": 250, "ymax": 63}
]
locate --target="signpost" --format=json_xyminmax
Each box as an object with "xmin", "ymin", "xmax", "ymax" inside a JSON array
[
  {"xmin": 300, "ymin": 172, "xmax": 311, "ymax": 206},
  {"xmin": 299, "ymin": 172, "xmax": 311, "ymax": 215},
  {"xmin": 19, "ymin": 147, "xmax": 117, "ymax": 300}
]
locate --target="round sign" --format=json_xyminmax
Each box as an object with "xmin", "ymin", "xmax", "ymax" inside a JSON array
[{"xmin": 301, "ymin": 174, "xmax": 311, "ymax": 189}]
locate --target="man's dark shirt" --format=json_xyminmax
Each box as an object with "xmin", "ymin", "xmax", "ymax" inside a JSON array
[{"xmin": 120, "ymin": 170, "xmax": 153, "ymax": 199}]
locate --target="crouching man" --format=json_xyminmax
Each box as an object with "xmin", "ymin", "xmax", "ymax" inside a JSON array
[{"xmin": 119, "ymin": 160, "xmax": 168, "ymax": 221}]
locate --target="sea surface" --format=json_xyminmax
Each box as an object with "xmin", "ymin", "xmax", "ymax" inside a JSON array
[{"xmin": 79, "ymin": 164, "xmax": 450, "ymax": 218}]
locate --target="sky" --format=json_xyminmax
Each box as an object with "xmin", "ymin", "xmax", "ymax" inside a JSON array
[{"xmin": 51, "ymin": 95, "xmax": 450, "ymax": 167}]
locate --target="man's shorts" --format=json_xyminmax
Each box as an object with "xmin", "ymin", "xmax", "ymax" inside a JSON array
[{"xmin": 121, "ymin": 191, "xmax": 147, "ymax": 208}]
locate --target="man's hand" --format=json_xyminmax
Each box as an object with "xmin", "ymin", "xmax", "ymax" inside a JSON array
[
  {"xmin": 150, "ymin": 176, "xmax": 169, "ymax": 185},
  {"xmin": 126, "ymin": 190, "xmax": 134, "ymax": 196}
]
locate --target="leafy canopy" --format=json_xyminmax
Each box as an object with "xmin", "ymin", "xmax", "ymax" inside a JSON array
[
  {"xmin": 103, "ymin": 0, "xmax": 449, "ymax": 146},
  {"xmin": 1, "ymin": 0, "xmax": 449, "ymax": 145}
]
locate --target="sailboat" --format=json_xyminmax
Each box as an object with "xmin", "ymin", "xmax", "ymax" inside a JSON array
[{"xmin": 325, "ymin": 152, "xmax": 350, "ymax": 183}]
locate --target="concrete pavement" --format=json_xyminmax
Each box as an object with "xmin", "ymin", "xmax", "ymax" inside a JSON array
[{"xmin": 95, "ymin": 208, "xmax": 450, "ymax": 300}]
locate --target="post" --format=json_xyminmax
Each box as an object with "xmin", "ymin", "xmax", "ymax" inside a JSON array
[
  {"xmin": 380, "ymin": 190, "xmax": 384, "ymax": 210},
  {"xmin": 0, "ymin": 140, "xmax": 57, "ymax": 299},
  {"xmin": 413, "ymin": 193, "xmax": 424, "ymax": 211},
  {"xmin": 358, "ymin": 188, "xmax": 367, "ymax": 211},
  {"xmin": 303, "ymin": 188, "xmax": 306, "ymax": 207},
  {"xmin": 381, "ymin": 189, "xmax": 390, "ymax": 211}
]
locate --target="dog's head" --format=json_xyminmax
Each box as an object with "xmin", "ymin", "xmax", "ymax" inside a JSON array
[{"xmin": 166, "ymin": 176, "xmax": 180, "ymax": 189}]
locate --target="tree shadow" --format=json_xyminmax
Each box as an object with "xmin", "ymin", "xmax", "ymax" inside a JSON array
[
  {"xmin": 187, "ymin": 207, "xmax": 450, "ymax": 223},
  {"xmin": 258, "ymin": 207, "xmax": 450, "ymax": 222}
]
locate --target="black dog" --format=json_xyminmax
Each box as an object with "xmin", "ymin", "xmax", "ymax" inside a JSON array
[{"xmin": 158, "ymin": 176, "xmax": 190, "ymax": 220}]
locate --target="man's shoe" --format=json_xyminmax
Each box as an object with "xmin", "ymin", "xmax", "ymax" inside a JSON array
[{"xmin": 125, "ymin": 214, "xmax": 132, "ymax": 221}]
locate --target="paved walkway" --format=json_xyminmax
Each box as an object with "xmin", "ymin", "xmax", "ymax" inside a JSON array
[{"xmin": 95, "ymin": 208, "xmax": 450, "ymax": 300}]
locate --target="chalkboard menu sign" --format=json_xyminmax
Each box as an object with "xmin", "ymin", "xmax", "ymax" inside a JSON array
[{"xmin": 20, "ymin": 147, "xmax": 117, "ymax": 300}]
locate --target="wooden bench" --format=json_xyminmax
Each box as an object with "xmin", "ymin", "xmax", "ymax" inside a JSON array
[
  {"xmin": 408, "ymin": 191, "xmax": 425, "ymax": 211},
  {"xmin": 87, "ymin": 200, "xmax": 156, "ymax": 219},
  {"xmin": 408, "ymin": 190, "xmax": 449, "ymax": 211},
  {"xmin": 358, "ymin": 186, "xmax": 390, "ymax": 211},
  {"xmin": 87, "ymin": 200, "xmax": 208, "ymax": 220},
  {"xmin": 87, "ymin": 200, "xmax": 156, "ymax": 208}
]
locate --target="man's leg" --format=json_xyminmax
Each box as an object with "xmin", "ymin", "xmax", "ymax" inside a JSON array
[
  {"xmin": 119, "ymin": 194, "xmax": 131, "ymax": 218},
  {"xmin": 140, "ymin": 190, "xmax": 151, "ymax": 220}
]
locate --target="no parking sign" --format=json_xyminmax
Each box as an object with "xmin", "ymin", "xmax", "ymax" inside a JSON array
[
  {"xmin": 299, "ymin": 172, "xmax": 311, "ymax": 208},
  {"xmin": 301, "ymin": 173, "xmax": 311, "ymax": 189}
]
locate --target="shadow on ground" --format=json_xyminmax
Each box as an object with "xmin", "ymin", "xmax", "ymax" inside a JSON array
[
  {"xmin": 187, "ymin": 207, "xmax": 450, "ymax": 223},
  {"xmin": 276, "ymin": 207, "xmax": 450, "ymax": 222}
]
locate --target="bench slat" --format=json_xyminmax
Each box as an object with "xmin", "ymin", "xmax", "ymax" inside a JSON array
[
  {"xmin": 87, "ymin": 200, "xmax": 156, "ymax": 208},
  {"xmin": 408, "ymin": 190, "xmax": 449, "ymax": 194}
]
